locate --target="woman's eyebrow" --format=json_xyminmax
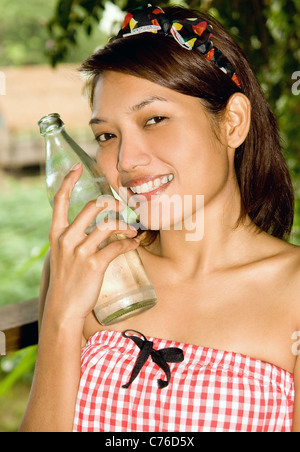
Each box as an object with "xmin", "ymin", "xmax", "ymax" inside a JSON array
[
  {"xmin": 89, "ymin": 117, "xmax": 106, "ymax": 125},
  {"xmin": 89, "ymin": 95, "xmax": 168, "ymax": 125},
  {"xmin": 128, "ymin": 95, "xmax": 168, "ymax": 112}
]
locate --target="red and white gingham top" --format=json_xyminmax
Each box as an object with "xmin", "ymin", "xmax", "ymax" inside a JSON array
[{"xmin": 73, "ymin": 329, "xmax": 294, "ymax": 432}]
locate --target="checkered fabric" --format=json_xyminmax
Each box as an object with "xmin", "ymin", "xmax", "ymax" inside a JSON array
[{"xmin": 73, "ymin": 330, "xmax": 294, "ymax": 432}]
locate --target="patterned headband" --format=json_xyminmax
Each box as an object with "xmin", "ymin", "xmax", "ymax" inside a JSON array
[{"xmin": 117, "ymin": 4, "xmax": 241, "ymax": 88}]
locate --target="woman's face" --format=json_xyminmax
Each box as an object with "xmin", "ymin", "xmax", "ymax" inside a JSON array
[{"xmin": 90, "ymin": 71, "xmax": 231, "ymax": 231}]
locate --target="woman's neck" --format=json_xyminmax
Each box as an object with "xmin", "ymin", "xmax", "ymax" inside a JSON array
[{"xmin": 156, "ymin": 180, "xmax": 260, "ymax": 279}]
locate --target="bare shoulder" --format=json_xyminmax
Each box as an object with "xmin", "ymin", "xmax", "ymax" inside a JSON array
[
  {"xmin": 277, "ymin": 238, "xmax": 300, "ymax": 285},
  {"xmin": 276, "ymin": 237, "xmax": 300, "ymax": 274},
  {"xmin": 248, "ymin": 229, "xmax": 299, "ymax": 305},
  {"xmin": 284, "ymin": 242, "xmax": 300, "ymax": 330},
  {"xmin": 267, "ymin": 235, "xmax": 300, "ymax": 329},
  {"xmin": 257, "ymin": 230, "xmax": 300, "ymax": 271},
  {"xmin": 283, "ymin": 242, "xmax": 300, "ymax": 430}
]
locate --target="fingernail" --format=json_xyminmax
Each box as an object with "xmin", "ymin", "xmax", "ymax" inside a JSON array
[{"xmin": 70, "ymin": 162, "xmax": 81, "ymax": 171}]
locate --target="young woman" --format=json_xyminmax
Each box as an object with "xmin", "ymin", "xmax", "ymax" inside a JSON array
[{"xmin": 20, "ymin": 5, "xmax": 300, "ymax": 432}]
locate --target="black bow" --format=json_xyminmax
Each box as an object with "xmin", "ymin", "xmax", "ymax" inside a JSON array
[{"xmin": 122, "ymin": 330, "xmax": 184, "ymax": 389}]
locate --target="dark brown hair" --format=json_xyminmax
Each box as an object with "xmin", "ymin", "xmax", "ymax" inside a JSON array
[{"xmin": 80, "ymin": 5, "xmax": 294, "ymax": 242}]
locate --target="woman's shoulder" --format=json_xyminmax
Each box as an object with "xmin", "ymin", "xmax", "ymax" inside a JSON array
[
  {"xmin": 256, "ymin": 230, "xmax": 300, "ymax": 265},
  {"xmin": 263, "ymin": 234, "xmax": 300, "ymax": 327},
  {"xmin": 271, "ymin": 235, "xmax": 300, "ymax": 276},
  {"xmin": 247, "ymin": 230, "xmax": 299, "ymax": 294}
]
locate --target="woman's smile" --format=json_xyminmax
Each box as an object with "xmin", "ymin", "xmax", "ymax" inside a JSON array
[{"xmin": 122, "ymin": 173, "xmax": 175, "ymax": 203}]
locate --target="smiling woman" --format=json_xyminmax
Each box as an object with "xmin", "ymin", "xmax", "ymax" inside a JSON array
[{"xmin": 20, "ymin": 5, "xmax": 300, "ymax": 432}]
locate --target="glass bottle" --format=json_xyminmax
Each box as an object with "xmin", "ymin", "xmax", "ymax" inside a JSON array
[{"xmin": 38, "ymin": 113, "xmax": 157, "ymax": 325}]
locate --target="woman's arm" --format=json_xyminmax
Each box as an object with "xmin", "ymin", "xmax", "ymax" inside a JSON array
[
  {"xmin": 20, "ymin": 252, "xmax": 86, "ymax": 431},
  {"xmin": 19, "ymin": 303, "xmax": 84, "ymax": 431},
  {"xmin": 38, "ymin": 248, "xmax": 50, "ymax": 330},
  {"xmin": 19, "ymin": 164, "xmax": 139, "ymax": 432}
]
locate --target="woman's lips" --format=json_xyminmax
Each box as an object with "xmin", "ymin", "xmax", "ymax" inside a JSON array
[
  {"xmin": 129, "ymin": 174, "xmax": 173, "ymax": 192},
  {"xmin": 128, "ymin": 177, "xmax": 173, "ymax": 201},
  {"xmin": 119, "ymin": 173, "xmax": 174, "ymax": 203},
  {"xmin": 127, "ymin": 174, "xmax": 174, "ymax": 199}
]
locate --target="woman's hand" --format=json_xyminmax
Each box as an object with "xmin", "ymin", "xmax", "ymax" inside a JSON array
[{"xmin": 45, "ymin": 163, "xmax": 140, "ymax": 323}]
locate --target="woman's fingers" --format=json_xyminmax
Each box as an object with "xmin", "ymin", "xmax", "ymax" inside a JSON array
[
  {"xmin": 86, "ymin": 235, "xmax": 140, "ymax": 274},
  {"xmin": 48, "ymin": 162, "xmax": 139, "ymax": 270},
  {"xmin": 49, "ymin": 163, "xmax": 127, "ymax": 247},
  {"xmin": 69, "ymin": 194, "xmax": 125, "ymax": 236},
  {"xmin": 75, "ymin": 218, "xmax": 137, "ymax": 256},
  {"xmin": 45, "ymin": 164, "xmax": 141, "ymax": 321}
]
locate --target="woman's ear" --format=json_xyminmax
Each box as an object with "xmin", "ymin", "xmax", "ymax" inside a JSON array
[{"xmin": 225, "ymin": 93, "xmax": 251, "ymax": 149}]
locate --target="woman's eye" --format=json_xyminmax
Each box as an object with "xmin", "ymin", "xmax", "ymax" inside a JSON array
[
  {"xmin": 145, "ymin": 116, "xmax": 167, "ymax": 126},
  {"xmin": 95, "ymin": 133, "xmax": 115, "ymax": 143}
]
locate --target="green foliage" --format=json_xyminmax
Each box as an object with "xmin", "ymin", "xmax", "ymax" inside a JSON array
[
  {"xmin": 0, "ymin": 171, "xmax": 50, "ymax": 431},
  {"xmin": 0, "ymin": 172, "xmax": 51, "ymax": 307},
  {"xmin": 0, "ymin": 0, "xmax": 107, "ymax": 66},
  {"xmin": 46, "ymin": 0, "xmax": 109, "ymax": 66},
  {"xmin": 0, "ymin": 346, "xmax": 37, "ymax": 432},
  {"xmin": 0, "ymin": 0, "xmax": 57, "ymax": 66},
  {"xmin": 0, "ymin": 346, "xmax": 37, "ymax": 399},
  {"xmin": 0, "ymin": 380, "xmax": 32, "ymax": 432}
]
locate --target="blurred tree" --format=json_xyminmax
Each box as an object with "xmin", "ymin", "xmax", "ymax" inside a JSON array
[
  {"xmin": 0, "ymin": 0, "xmax": 107, "ymax": 66},
  {"xmin": 0, "ymin": 0, "xmax": 58, "ymax": 65}
]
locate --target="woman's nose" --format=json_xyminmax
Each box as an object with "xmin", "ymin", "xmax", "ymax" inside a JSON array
[{"xmin": 117, "ymin": 135, "xmax": 152, "ymax": 172}]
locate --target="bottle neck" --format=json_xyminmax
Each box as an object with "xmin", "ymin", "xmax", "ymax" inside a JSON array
[{"xmin": 41, "ymin": 124, "xmax": 65, "ymax": 137}]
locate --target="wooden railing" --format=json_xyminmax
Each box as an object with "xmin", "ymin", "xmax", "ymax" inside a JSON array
[{"xmin": 0, "ymin": 299, "xmax": 38, "ymax": 354}]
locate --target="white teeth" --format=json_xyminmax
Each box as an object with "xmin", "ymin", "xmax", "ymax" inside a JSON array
[{"xmin": 130, "ymin": 174, "xmax": 174, "ymax": 194}]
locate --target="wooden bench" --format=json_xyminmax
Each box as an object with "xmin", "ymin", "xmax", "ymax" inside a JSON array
[{"xmin": 0, "ymin": 299, "xmax": 38, "ymax": 354}]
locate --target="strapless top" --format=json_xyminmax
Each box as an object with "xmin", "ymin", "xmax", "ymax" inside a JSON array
[{"xmin": 73, "ymin": 329, "xmax": 294, "ymax": 432}]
